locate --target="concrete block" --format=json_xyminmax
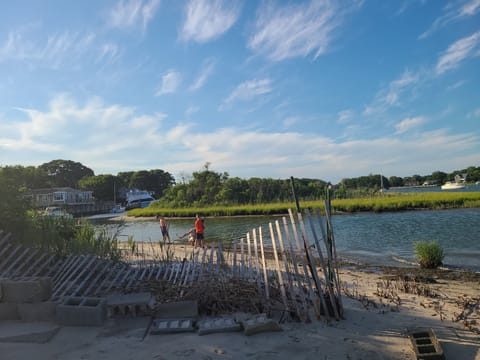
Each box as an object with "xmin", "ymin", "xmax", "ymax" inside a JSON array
[
  {"xmin": 17, "ymin": 302, "xmax": 56, "ymax": 322},
  {"xmin": 240, "ymin": 314, "xmax": 283, "ymax": 336},
  {"xmin": 0, "ymin": 302, "xmax": 20, "ymax": 320},
  {"xmin": 408, "ymin": 328, "xmax": 445, "ymax": 360},
  {"xmin": 197, "ymin": 317, "xmax": 242, "ymax": 335},
  {"xmin": 155, "ymin": 300, "xmax": 198, "ymax": 319},
  {"xmin": 106, "ymin": 292, "xmax": 154, "ymax": 318},
  {"xmin": 56, "ymin": 297, "xmax": 106, "ymax": 326},
  {"xmin": 1, "ymin": 277, "xmax": 52, "ymax": 303},
  {"xmin": 150, "ymin": 319, "xmax": 195, "ymax": 334}
]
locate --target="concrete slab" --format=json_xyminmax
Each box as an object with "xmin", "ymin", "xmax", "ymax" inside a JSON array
[
  {"xmin": 239, "ymin": 314, "xmax": 283, "ymax": 336},
  {"xmin": 0, "ymin": 321, "xmax": 60, "ymax": 343},
  {"xmin": 17, "ymin": 302, "xmax": 56, "ymax": 322},
  {"xmin": 150, "ymin": 319, "xmax": 195, "ymax": 334},
  {"xmin": 154, "ymin": 300, "xmax": 198, "ymax": 319},
  {"xmin": 56, "ymin": 297, "xmax": 106, "ymax": 326},
  {"xmin": 97, "ymin": 316, "xmax": 151, "ymax": 338},
  {"xmin": 197, "ymin": 317, "xmax": 242, "ymax": 335},
  {"xmin": 1, "ymin": 277, "xmax": 52, "ymax": 303},
  {"xmin": 0, "ymin": 302, "xmax": 19, "ymax": 320}
]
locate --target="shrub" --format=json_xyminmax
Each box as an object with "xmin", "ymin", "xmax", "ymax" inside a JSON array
[{"xmin": 414, "ymin": 241, "xmax": 445, "ymax": 269}]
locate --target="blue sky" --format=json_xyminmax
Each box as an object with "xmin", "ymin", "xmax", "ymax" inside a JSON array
[{"xmin": 0, "ymin": 0, "xmax": 479, "ymax": 183}]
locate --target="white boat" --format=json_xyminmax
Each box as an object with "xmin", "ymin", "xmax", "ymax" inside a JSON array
[
  {"xmin": 125, "ymin": 189, "xmax": 155, "ymax": 209},
  {"xmin": 441, "ymin": 174, "xmax": 466, "ymax": 190}
]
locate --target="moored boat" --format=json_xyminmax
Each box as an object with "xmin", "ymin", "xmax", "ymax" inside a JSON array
[{"xmin": 441, "ymin": 174, "xmax": 466, "ymax": 190}]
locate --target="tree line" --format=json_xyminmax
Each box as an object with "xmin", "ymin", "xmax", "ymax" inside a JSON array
[{"xmin": 1, "ymin": 160, "xmax": 478, "ymax": 211}]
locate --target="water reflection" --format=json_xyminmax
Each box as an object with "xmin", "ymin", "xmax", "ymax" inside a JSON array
[{"xmin": 90, "ymin": 208, "xmax": 480, "ymax": 271}]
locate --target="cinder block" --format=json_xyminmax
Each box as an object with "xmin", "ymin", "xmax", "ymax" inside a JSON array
[
  {"xmin": 155, "ymin": 300, "xmax": 198, "ymax": 319},
  {"xmin": 17, "ymin": 302, "xmax": 56, "ymax": 322},
  {"xmin": 106, "ymin": 292, "xmax": 154, "ymax": 318},
  {"xmin": 1, "ymin": 277, "xmax": 52, "ymax": 303},
  {"xmin": 408, "ymin": 328, "xmax": 445, "ymax": 360},
  {"xmin": 150, "ymin": 319, "xmax": 195, "ymax": 334},
  {"xmin": 0, "ymin": 302, "xmax": 19, "ymax": 320},
  {"xmin": 197, "ymin": 317, "xmax": 242, "ymax": 335},
  {"xmin": 56, "ymin": 297, "xmax": 106, "ymax": 326},
  {"xmin": 239, "ymin": 314, "xmax": 283, "ymax": 336}
]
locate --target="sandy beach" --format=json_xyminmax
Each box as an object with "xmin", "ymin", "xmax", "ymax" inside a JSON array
[{"xmin": 1, "ymin": 240, "xmax": 479, "ymax": 360}]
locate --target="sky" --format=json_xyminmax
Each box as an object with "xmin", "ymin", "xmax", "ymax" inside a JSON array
[{"xmin": 0, "ymin": 0, "xmax": 479, "ymax": 183}]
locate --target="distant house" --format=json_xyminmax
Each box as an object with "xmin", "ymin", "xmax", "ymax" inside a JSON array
[{"xmin": 26, "ymin": 187, "xmax": 94, "ymax": 208}]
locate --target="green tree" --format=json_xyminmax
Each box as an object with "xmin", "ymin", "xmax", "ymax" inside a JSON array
[
  {"xmin": 0, "ymin": 168, "xmax": 30, "ymax": 237},
  {"xmin": 79, "ymin": 174, "xmax": 117, "ymax": 201},
  {"xmin": 39, "ymin": 160, "xmax": 94, "ymax": 188}
]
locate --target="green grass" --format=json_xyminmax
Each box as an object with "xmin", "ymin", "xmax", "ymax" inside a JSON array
[
  {"xmin": 414, "ymin": 241, "xmax": 445, "ymax": 269},
  {"xmin": 126, "ymin": 192, "xmax": 480, "ymax": 217}
]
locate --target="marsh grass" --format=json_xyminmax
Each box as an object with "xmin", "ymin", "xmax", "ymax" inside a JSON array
[
  {"xmin": 128, "ymin": 192, "xmax": 480, "ymax": 217},
  {"xmin": 20, "ymin": 213, "xmax": 125, "ymax": 260},
  {"xmin": 414, "ymin": 241, "xmax": 445, "ymax": 269}
]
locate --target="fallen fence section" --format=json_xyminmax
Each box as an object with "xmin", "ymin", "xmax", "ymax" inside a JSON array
[{"xmin": 0, "ymin": 209, "xmax": 343, "ymax": 322}]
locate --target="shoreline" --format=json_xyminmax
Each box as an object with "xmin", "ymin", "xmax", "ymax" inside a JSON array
[{"xmin": 1, "ymin": 242, "xmax": 479, "ymax": 359}]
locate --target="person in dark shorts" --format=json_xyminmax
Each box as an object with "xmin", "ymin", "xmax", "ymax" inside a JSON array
[{"xmin": 194, "ymin": 214, "xmax": 205, "ymax": 248}]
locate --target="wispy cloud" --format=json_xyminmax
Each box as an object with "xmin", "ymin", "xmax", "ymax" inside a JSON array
[
  {"xmin": 420, "ymin": 0, "xmax": 480, "ymax": 39},
  {"xmin": 364, "ymin": 69, "xmax": 420, "ymax": 115},
  {"xmin": 222, "ymin": 78, "xmax": 272, "ymax": 107},
  {"xmin": 248, "ymin": 0, "xmax": 355, "ymax": 61},
  {"xmin": 155, "ymin": 70, "xmax": 182, "ymax": 96},
  {"xmin": 337, "ymin": 109, "xmax": 353, "ymax": 124},
  {"xmin": 180, "ymin": 0, "xmax": 241, "ymax": 43},
  {"xmin": 435, "ymin": 31, "xmax": 480, "ymax": 74},
  {"xmin": 189, "ymin": 58, "xmax": 215, "ymax": 91},
  {"xmin": 107, "ymin": 0, "xmax": 161, "ymax": 31},
  {"xmin": 395, "ymin": 116, "xmax": 427, "ymax": 134},
  {"xmin": 0, "ymin": 30, "xmax": 122, "ymax": 68}
]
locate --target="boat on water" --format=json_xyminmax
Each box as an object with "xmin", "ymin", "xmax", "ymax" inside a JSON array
[
  {"xmin": 441, "ymin": 174, "xmax": 466, "ymax": 190},
  {"xmin": 125, "ymin": 189, "xmax": 155, "ymax": 209}
]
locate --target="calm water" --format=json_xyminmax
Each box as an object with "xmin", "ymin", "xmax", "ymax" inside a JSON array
[{"xmin": 90, "ymin": 208, "xmax": 480, "ymax": 271}]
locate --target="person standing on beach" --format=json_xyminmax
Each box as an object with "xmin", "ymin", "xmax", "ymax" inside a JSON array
[
  {"xmin": 194, "ymin": 214, "xmax": 205, "ymax": 248},
  {"xmin": 157, "ymin": 216, "xmax": 170, "ymax": 244}
]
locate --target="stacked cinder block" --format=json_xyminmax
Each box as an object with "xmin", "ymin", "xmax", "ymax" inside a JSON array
[{"xmin": 0, "ymin": 277, "xmax": 56, "ymax": 322}]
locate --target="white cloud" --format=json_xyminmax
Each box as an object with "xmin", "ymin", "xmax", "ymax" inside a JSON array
[
  {"xmin": 1, "ymin": 94, "xmax": 478, "ymax": 182},
  {"xmin": 107, "ymin": 0, "xmax": 161, "ymax": 31},
  {"xmin": 468, "ymin": 108, "xmax": 480, "ymax": 118},
  {"xmin": 420, "ymin": 0, "xmax": 480, "ymax": 39},
  {"xmin": 155, "ymin": 70, "xmax": 182, "ymax": 96},
  {"xmin": 394, "ymin": 116, "xmax": 427, "ymax": 134},
  {"xmin": 248, "ymin": 0, "xmax": 354, "ymax": 61},
  {"xmin": 436, "ymin": 31, "xmax": 480, "ymax": 75},
  {"xmin": 364, "ymin": 69, "xmax": 420, "ymax": 115},
  {"xmin": 337, "ymin": 110, "xmax": 353, "ymax": 124},
  {"xmin": 222, "ymin": 78, "xmax": 272, "ymax": 106},
  {"xmin": 0, "ymin": 30, "xmax": 121, "ymax": 69},
  {"xmin": 180, "ymin": 0, "xmax": 240, "ymax": 43},
  {"xmin": 189, "ymin": 58, "xmax": 215, "ymax": 91}
]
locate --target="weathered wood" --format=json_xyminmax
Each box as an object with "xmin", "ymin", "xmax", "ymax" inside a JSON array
[
  {"xmin": 53, "ymin": 255, "xmax": 92, "ymax": 298},
  {"xmin": 98, "ymin": 263, "xmax": 125, "ymax": 294},
  {"xmin": 58, "ymin": 256, "xmax": 98, "ymax": 298},
  {"xmin": 71, "ymin": 259, "xmax": 105, "ymax": 297},
  {"xmin": 4, "ymin": 248, "xmax": 30, "ymax": 276},
  {"xmin": 305, "ymin": 209, "xmax": 340, "ymax": 320},
  {"xmin": 53, "ymin": 255, "xmax": 85, "ymax": 292},
  {"xmin": 288, "ymin": 209, "xmax": 321, "ymax": 319},
  {"xmin": 258, "ymin": 227, "xmax": 270, "ymax": 305},
  {"xmin": 22, "ymin": 252, "xmax": 48, "ymax": 277},
  {"xmin": 11, "ymin": 249, "xmax": 39, "ymax": 277},
  {"xmin": 276, "ymin": 219, "xmax": 306, "ymax": 322},
  {"xmin": 0, "ymin": 245, "xmax": 22, "ymax": 273},
  {"xmin": 251, "ymin": 228, "xmax": 263, "ymax": 297},
  {"xmin": 246, "ymin": 232, "xmax": 253, "ymax": 279},
  {"xmin": 269, "ymin": 223, "xmax": 288, "ymax": 311}
]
